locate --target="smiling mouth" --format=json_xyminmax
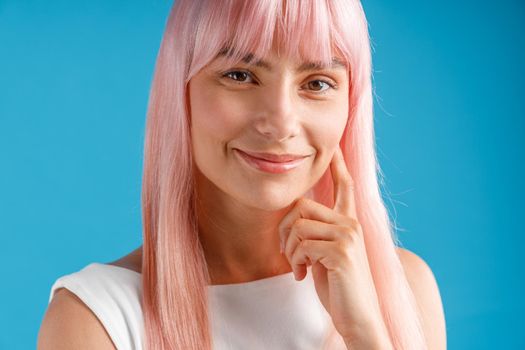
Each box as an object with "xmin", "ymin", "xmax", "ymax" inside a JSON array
[
  {"xmin": 233, "ymin": 149, "xmax": 309, "ymax": 174},
  {"xmin": 236, "ymin": 149, "xmax": 310, "ymax": 162}
]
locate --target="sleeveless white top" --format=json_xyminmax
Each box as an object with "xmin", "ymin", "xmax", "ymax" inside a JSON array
[{"xmin": 48, "ymin": 262, "xmax": 345, "ymax": 349}]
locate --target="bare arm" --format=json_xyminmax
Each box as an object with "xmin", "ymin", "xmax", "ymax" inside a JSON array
[
  {"xmin": 37, "ymin": 288, "xmax": 117, "ymax": 350},
  {"xmin": 398, "ymin": 247, "xmax": 447, "ymax": 350}
]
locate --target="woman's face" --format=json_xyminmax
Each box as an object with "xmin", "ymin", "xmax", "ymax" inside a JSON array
[{"xmin": 188, "ymin": 49, "xmax": 349, "ymax": 211}]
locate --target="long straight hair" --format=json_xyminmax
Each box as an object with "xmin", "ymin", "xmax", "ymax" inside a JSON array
[{"xmin": 140, "ymin": 0, "xmax": 427, "ymax": 349}]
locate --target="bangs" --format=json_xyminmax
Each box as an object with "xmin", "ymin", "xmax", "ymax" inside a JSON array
[{"xmin": 188, "ymin": 0, "xmax": 354, "ymax": 77}]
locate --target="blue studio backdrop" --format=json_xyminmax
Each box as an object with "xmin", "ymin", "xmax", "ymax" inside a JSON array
[{"xmin": 0, "ymin": 0, "xmax": 524, "ymax": 349}]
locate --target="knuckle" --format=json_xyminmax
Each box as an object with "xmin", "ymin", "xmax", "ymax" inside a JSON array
[
  {"xmin": 342, "ymin": 224, "xmax": 355, "ymax": 237},
  {"xmin": 294, "ymin": 217, "xmax": 306, "ymax": 229},
  {"xmin": 341, "ymin": 239, "xmax": 359, "ymax": 258},
  {"xmin": 335, "ymin": 226, "xmax": 350, "ymax": 241},
  {"xmin": 338, "ymin": 245, "xmax": 352, "ymax": 262},
  {"xmin": 339, "ymin": 176, "xmax": 353, "ymax": 188},
  {"xmin": 344, "ymin": 230, "xmax": 358, "ymax": 246},
  {"xmin": 290, "ymin": 221, "xmax": 302, "ymax": 239},
  {"xmin": 342, "ymin": 178, "xmax": 352, "ymax": 188},
  {"xmin": 284, "ymin": 244, "xmax": 293, "ymax": 260},
  {"xmin": 300, "ymin": 239, "xmax": 311, "ymax": 249},
  {"xmin": 342, "ymin": 225, "xmax": 362, "ymax": 245},
  {"xmin": 297, "ymin": 197, "xmax": 309, "ymax": 207},
  {"xmin": 343, "ymin": 217, "xmax": 362, "ymax": 233}
]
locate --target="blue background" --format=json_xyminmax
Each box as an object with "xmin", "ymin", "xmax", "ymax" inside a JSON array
[{"xmin": 1, "ymin": 0, "xmax": 523, "ymax": 349}]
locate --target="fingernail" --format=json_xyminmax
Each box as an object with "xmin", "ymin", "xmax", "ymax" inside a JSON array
[{"xmin": 279, "ymin": 240, "xmax": 284, "ymax": 254}]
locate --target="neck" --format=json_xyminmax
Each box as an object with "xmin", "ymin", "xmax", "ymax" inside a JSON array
[{"xmin": 195, "ymin": 169, "xmax": 294, "ymax": 285}]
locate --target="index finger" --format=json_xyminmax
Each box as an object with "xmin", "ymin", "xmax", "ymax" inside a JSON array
[{"xmin": 330, "ymin": 145, "xmax": 357, "ymax": 218}]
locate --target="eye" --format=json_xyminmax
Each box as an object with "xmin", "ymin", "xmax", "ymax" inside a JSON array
[
  {"xmin": 304, "ymin": 79, "xmax": 336, "ymax": 94},
  {"xmin": 222, "ymin": 70, "xmax": 256, "ymax": 84},
  {"xmin": 221, "ymin": 70, "xmax": 337, "ymax": 94}
]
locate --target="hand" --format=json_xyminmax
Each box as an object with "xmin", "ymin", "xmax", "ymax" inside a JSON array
[{"xmin": 278, "ymin": 146, "xmax": 391, "ymax": 346}]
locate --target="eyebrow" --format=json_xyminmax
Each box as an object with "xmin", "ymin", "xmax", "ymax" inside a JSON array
[{"xmin": 215, "ymin": 49, "xmax": 348, "ymax": 73}]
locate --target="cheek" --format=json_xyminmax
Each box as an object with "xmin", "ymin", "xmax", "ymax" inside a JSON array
[
  {"xmin": 309, "ymin": 104, "xmax": 348, "ymax": 149},
  {"xmin": 305, "ymin": 102, "xmax": 348, "ymax": 177},
  {"xmin": 190, "ymin": 87, "xmax": 247, "ymax": 145},
  {"xmin": 317, "ymin": 118, "xmax": 346, "ymax": 147}
]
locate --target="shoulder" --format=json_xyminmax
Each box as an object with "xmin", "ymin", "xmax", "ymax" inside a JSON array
[
  {"xmin": 108, "ymin": 246, "xmax": 143, "ymax": 274},
  {"xmin": 37, "ymin": 288, "xmax": 117, "ymax": 350},
  {"xmin": 395, "ymin": 246, "xmax": 447, "ymax": 350},
  {"xmin": 396, "ymin": 246, "xmax": 436, "ymax": 282}
]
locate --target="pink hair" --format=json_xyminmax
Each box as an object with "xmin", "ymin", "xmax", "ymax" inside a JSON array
[{"xmin": 140, "ymin": 0, "xmax": 427, "ymax": 349}]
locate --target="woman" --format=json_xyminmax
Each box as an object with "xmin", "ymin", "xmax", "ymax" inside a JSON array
[{"xmin": 38, "ymin": 0, "xmax": 446, "ymax": 349}]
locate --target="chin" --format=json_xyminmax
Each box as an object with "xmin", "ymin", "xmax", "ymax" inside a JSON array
[{"xmin": 232, "ymin": 185, "xmax": 305, "ymax": 212}]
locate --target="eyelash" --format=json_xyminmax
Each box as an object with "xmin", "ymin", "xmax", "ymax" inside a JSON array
[{"xmin": 221, "ymin": 70, "xmax": 338, "ymax": 94}]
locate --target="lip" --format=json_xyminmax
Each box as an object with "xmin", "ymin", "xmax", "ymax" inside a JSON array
[
  {"xmin": 234, "ymin": 149, "xmax": 310, "ymax": 174},
  {"xmin": 237, "ymin": 149, "xmax": 309, "ymax": 162}
]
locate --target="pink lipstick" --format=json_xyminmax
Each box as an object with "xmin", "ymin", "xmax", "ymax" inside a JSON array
[{"xmin": 234, "ymin": 149, "xmax": 309, "ymax": 174}]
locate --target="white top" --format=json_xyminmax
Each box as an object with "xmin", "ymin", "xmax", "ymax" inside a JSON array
[{"xmin": 48, "ymin": 262, "xmax": 345, "ymax": 349}]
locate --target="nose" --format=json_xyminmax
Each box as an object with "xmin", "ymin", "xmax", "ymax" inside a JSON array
[{"xmin": 253, "ymin": 81, "xmax": 301, "ymax": 143}]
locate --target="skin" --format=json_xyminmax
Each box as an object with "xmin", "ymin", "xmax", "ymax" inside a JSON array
[
  {"xmin": 38, "ymin": 47, "xmax": 447, "ymax": 350},
  {"xmin": 188, "ymin": 47, "xmax": 350, "ymax": 284},
  {"xmin": 188, "ymin": 48, "xmax": 393, "ymax": 347}
]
